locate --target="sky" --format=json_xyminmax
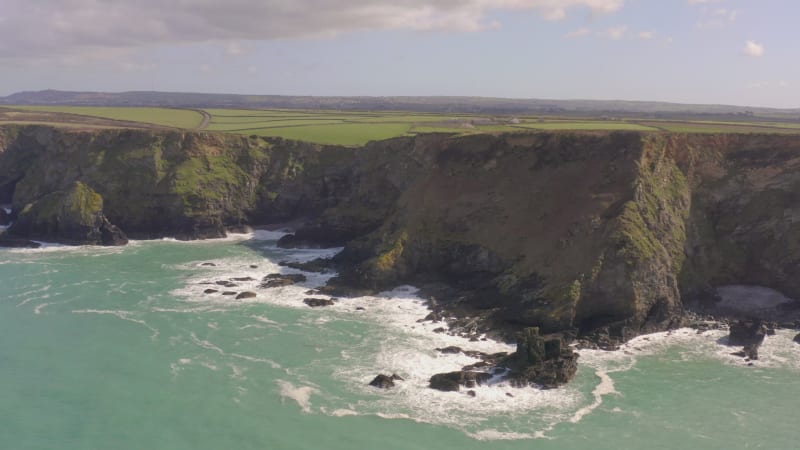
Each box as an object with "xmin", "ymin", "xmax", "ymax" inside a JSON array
[{"xmin": 0, "ymin": 0, "xmax": 797, "ymax": 108}]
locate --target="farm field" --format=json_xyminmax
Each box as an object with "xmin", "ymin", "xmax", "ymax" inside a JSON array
[
  {"xmin": 2, "ymin": 105, "xmax": 800, "ymax": 145},
  {"xmin": 8, "ymin": 106, "xmax": 205, "ymax": 129}
]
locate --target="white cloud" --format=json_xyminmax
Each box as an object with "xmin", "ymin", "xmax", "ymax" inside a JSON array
[
  {"xmin": 696, "ymin": 7, "xmax": 737, "ymax": 29},
  {"xmin": 638, "ymin": 30, "xmax": 654, "ymax": 40},
  {"xmin": 565, "ymin": 27, "xmax": 591, "ymax": 38},
  {"xmin": 247, "ymin": 66, "xmax": 258, "ymax": 75},
  {"xmin": 603, "ymin": 25, "xmax": 628, "ymax": 40},
  {"xmin": 743, "ymin": 40, "xmax": 764, "ymax": 57},
  {"xmin": 0, "ymin": 0, "xmax": 626, "ymax": 60},
  {"xmin": 542, "ymin": 8, "xmax": 567, "ymax": 21},
  {"xmin": 749, "ymin": 81, "xmax": 788, "ymax": 89},
  {"xmin": 120, "ymin": 62, "xmax": 157, "ymax": 72},
  {"xmin": 225, "ymin": 42, "xmax": 246, "ymax": 57},
  {"xmin": 715, "ymin": 8, "xmax": 737, "ymax": 22}
]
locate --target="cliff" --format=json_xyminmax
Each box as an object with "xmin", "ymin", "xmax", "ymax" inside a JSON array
[{"xmin": 2, "ymin": 125, "xmax": 800, "ymax": 341}]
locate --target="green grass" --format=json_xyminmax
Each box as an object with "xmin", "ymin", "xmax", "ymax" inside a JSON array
[
  {"xmin": 515, "ymin": 122, "xmax": 657, "ymax": 131},
  {"xmin": 7, "ymin": 105, "xmax": 800, "ymax": 145},
  {"xmin": 12, "ymin": 106, "xmax": 204, "ymax": 129},
  {"xmin": 242, "ymin": 123, "xmax": 414, "ymax": 145}
]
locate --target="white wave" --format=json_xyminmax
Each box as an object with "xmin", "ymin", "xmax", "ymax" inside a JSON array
[
  {"xmin": 252, "ymin": 229, "xmax": 290, "ymax": 241},
  {"xmin": 251, "ymin": 314, "xmax": 278, "ymax": 325},
  {"xmin": 569, "ymin": 369, "xmax": 617, "ymax": 424},
  {"xmin": 190, "ymin": 332, "xmax": 225, "ymax": 355},
  {"xmin": 231, "ymin": 353, "xmax": 282, "ymax": 369},
  {"xmin": 276, "ymin": 380, "xmax": 318, "ymax": 413},
  {"xmin": 34, "ymin": 302, "xmax": 53, "ymax": 315},
  {"xmin": 466, "ymin": 429, "xmax": 537, "ymax": 441},
  {"xmin": 13, "ymin": 284, "xmax": 52, "ymax": 306},
  {"xmin": 326, "ymin": 408, "xmax": 359, "ymax": 417},
  {"xmin": 72, "ymin": 309, "xmax": 159, "ymax": 339}
]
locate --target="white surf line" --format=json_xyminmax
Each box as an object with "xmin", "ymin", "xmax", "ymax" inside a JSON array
[
  {"xmin": 231, "ymin": 353, "xmax": 282, "ymax": 369},
  {"xmin": 190, "ymin": 332, "xmax": 225, "ymax": 355},
  {"xmin": 34, "ymin": 302, "xmax": 54, "ymax": 315},
  {"xmin": 12, "ymin": 284, "xmax": 52, "ymax": 305},
  {"xmin": 276, "ymin": 379, "xmax": 319, "ymax": 414},
  {"xmin": 72, "ymin": 309, "xmax": 160, "ymax": 340}
]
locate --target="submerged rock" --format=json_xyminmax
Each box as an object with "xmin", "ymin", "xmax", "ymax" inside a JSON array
[
  {"xmin": 236, "ymin": 291, "xmax": 257, "ymax": 299},
  {"xmin": 280, "ymin": 258, "xmax": 334, "ymax": 273},
  {"xmin": 260, "ymin": 273, "xmax": 307, "ymax": 288},
  {"xmin": 794, "ymin": 333, "xmax": 800, "ymax": 345},
  {"xmin": 203, "ymin": 289, "xmax": 218, "ymax": 294},
  {"xmin": 303, "ymin": 298, "xmax": 336, "ymax": 307}
]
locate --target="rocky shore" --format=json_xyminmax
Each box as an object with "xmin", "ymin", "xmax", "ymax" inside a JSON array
[{"xmin": 5, "ymin": 125, "xmax": 800, "ymax": 388}]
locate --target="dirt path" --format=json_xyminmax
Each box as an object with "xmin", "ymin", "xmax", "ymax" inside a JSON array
[{"xmin": 196, "ymin": 110, "xmax": 212, "ymax": 130}]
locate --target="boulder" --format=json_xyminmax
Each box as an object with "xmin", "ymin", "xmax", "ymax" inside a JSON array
[
  {"xmin": 436, "ymin": 346, "xmax": 463, "ymax": 354},
  {"xmin": 280, "ymin": 258, "xmax": 334, "ymax": 273},
  {"xmin": 303, "ymin": 298, "xmax": 336, "ymax": 307},
  {"xmin": 728, "ymin": 320, "xmax": 767, "ymax": 347},
  {"xmin": 429, "ymin": 371, "xmax": 492, "ymax": 392},
  {"xmin": 236, "ymin": 291, "xmax": 257, "ymax": 299},
  {"xmin": 203, "ymin": 289, "xmax": 218, "ymax": 294},
  {"xmin": 260, "ymin": 273, "xmax": 307, "ymax": 288},
  {"xmin": 369, "ymin": 373, "xmax": 404, "ymax": 389},
  {"xmin": 222, "ymin": 291, "xmax": 237, "ymax": 296}
]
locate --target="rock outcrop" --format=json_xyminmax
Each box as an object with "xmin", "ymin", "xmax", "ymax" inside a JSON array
[
  {"xmin": 9, "ymin": 181, "xmax": 127, "ymax": 245},
  {"xmin": 369, "ymin": 374, "xmax": 404, "ymax": 389}
]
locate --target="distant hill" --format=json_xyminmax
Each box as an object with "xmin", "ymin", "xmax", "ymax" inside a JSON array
[{"xmin": 2, "ymin": 89, "xmax": 799, "ymax": 121}]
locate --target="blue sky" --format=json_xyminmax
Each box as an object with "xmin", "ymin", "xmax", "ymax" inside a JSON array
[{"xmin": 1, "ymin": 0, "xmax": 796, "ymax": 108}]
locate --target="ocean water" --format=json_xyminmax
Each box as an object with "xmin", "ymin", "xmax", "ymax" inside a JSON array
[{"xmin": 2, "ymin": 233, "xmax": 799, "ymax": 450}]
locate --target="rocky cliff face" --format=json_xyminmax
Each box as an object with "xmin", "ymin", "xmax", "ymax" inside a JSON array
[{"xmin": 2, "ymin": 125, "xmax": 800, "ymax": 341}]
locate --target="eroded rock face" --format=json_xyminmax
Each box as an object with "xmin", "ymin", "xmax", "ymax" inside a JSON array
[
  {"xmin": 0, "ymin": 208, "xmax": 9, "ymax": 226},
  {"xmin": 9, "ymin": 181, "xmax": 128, "ymax": 246}
]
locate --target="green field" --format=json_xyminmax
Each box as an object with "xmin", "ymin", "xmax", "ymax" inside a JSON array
[
  {"xmin": 4, "ymin": 105, "xmax": 800, "ymax": 145},
  {"xmin": 12, "ymin": 106, "xmax": 205, "ymax": 129}
]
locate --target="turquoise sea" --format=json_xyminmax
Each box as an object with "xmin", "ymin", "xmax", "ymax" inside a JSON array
[{"xmin": 2, "ymin": 231, "xmax": 799, "ymax": 449}]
